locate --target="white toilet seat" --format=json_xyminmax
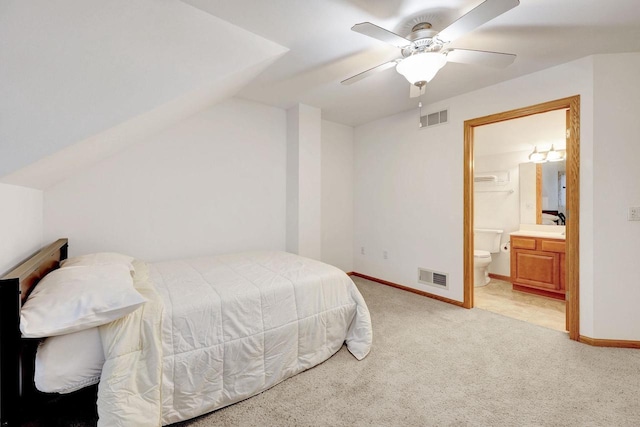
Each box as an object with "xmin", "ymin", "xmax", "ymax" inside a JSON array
[{"xmin": 474, "ymin": 249, "xmax": 491, "ymax": 258}]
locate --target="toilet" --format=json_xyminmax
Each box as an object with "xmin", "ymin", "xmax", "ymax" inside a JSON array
[{"xmin": 474, "ymin": 228, "xmax": 504, "ymax": 287}]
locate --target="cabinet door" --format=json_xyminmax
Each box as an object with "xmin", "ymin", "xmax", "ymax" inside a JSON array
[{"xmin": 513, "ymin": 249, "xmax": 560, "ymax": 290}]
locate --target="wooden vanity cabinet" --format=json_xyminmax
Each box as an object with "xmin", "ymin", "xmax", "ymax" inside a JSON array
[{"xmin": 510, "ymin": 236, "xmax": 566, "ymax": 300}]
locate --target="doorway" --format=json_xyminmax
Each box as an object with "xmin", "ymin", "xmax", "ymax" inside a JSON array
[{"xmin": 463, "ymin": 96, "xmax": 580, "ymax": 340}]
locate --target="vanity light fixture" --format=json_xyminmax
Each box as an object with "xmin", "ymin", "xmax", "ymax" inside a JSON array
[
  {"xmin": 546, "ymin": 144, "xmax": 564, "ymax": 162},
  {"xmin": 528, "ymin": 146, "xmax": 547, "ymax": 163},
  {"xmin": 528, "ymin": 144, "xmax": 566, "ymax": 163}
]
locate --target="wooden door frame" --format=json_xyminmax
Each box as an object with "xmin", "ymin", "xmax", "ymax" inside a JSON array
[{"xmin": 463, "ymin": 95, "xmax": 580, "ymax": 341}]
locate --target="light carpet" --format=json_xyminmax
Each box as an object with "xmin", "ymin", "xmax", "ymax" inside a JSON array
[{"xmin": 173, "ymin": 277, "xmax": 640, "ymax": 427}]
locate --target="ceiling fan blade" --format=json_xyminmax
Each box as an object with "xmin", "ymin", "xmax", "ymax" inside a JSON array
[
  {"xmin": 445, "ymin": 48, "xmax": 516, "ymax": 68},
  {"xmin": 341, "ymin": 60, "xmax": 399, "ymax": 85},
  {"xmin": 352, "ymin": 22, "xmax": 413, "ymax": 49},
  {"xmin": 409, "ymin": 84, "xmax": 426, "ymax": 98},
  {"xmin": 435, "ymin": 0, "xmax": 520, "ymax": 43}
]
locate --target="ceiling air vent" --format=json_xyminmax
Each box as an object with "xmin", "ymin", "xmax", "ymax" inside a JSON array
[
  {"xmin": 418, "ymin": 268, "xmax": 449, "ymax": 289},
  {"xmin": 420, "ymin": 108, "xmax": 448, "ymax": 128}
]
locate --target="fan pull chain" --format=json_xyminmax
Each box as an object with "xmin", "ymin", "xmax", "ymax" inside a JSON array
[{"xmin": 418, "ymin": 85, "xmax": 427, "ymax": 128}]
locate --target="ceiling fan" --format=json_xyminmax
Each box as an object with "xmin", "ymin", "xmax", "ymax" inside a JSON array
[{"xmin": 341, "ymin": 0, "xmax": 520, "ymax": 97}]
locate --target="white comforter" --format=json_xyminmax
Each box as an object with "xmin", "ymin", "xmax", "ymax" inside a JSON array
[{"xmin": 97, "ymin": 252, "xmax": 372, "ymax": 426}]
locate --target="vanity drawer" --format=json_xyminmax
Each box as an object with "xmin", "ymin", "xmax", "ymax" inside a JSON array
[
  {"xmin": 540, "ymin": 240, "xmax": 565, "ymax": 253},
  {"xmin": 511, "ymin": 237, "xmax": 536, "ymax": 250}
]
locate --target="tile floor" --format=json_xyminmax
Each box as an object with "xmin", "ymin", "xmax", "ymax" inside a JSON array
[{"xmin": 474, "ymin": 278, "xmax": 567, "ymax": 332}]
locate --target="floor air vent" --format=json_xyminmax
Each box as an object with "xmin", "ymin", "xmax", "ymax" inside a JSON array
[
  {"xmin": 420, "ymin": 109, "xmax": 448, "ymax": 128},
  {"xmin": 418, "ymin": 268, "xmax": 449, "ymax": 289}
]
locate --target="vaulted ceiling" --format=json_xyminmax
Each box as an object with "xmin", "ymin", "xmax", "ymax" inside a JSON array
[
  {"xmin": 3, "ymin": 0, "xmax": 640, "ymax": 187},
  {"xmin": 187, "ymin": 0, "xmax": 640, "ymax": 125},
  {"xmin": 0, "ymin": 0, "xmax": 287, "ymax": 182}
]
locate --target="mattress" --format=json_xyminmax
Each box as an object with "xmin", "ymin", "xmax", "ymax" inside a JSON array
[{"xmin": 97, "ymin": 251, "xmax": 372, "ymax": 426}]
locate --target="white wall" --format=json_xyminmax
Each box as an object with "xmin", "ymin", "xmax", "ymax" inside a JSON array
[
  {"xmin": 321, "ymin": 120, "xmax": 354, "ymax": 272},
  {"xmin": 519, "ymin": 163, "xmax": 538, "ymax": 225},
  {"xmin": 286, "ymin": 104, "xmax": 322, "ymax": 260},
  {"xmin": 354, "ymin": 110, "xmax": 465, "ymax": 293},
  {"xmin": 44, "ymin": 98, "xmax": 286, "ymax": 261},
  {"xmin": 0, "ymin": 184, "xmax": 43, "ymax": 275},
  {"xmin": 474, "ymin": 150, "xmax": 528, "ymax": 277},
  {"xmin": 354, "ymin": 55, "xmax": 596, "ymax": 335},
  {"xmin": 591, "ymin": 53, "xmax": 640, "ymax": 340}
]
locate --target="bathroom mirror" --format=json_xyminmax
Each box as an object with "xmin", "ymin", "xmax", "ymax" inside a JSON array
[{"xmin": 519, "ymin": 160, "xmax": 567, "ymax": 225}]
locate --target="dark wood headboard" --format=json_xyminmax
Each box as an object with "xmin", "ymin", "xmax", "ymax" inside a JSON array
[
  {"xmin": 0, "ymin": 238, "xmax": 68, "ymax": 427},
  {"xmin": 1, "ymin": 239, "xmax": 69, "ymax": 303}
]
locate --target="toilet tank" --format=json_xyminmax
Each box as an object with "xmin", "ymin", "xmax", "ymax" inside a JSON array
[{"xmin": 474, "ymin": 228, "xmax": 504, "ymax": 253}]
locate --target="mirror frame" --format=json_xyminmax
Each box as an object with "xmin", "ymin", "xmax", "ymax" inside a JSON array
[{"xmin": 536, "ymin": 163, "xmax": 543, "ymax": 224}]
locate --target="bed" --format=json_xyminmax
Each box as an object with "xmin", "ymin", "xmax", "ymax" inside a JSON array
[{"xmin": 0, "ymin": 239, "xmax": 372, "ymax": 426}]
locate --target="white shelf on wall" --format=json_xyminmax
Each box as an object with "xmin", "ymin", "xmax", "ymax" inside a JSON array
[
  {"xmin": 475, "ymin": 188, "xmax": 514, "ymax": 194},
  {"xmin": 474, "ymin": 170, "xmax": 512, "ymax": 194},
  {"xmin": 474, "ymin": 170, "xmax": 510, "ymax": 185}
]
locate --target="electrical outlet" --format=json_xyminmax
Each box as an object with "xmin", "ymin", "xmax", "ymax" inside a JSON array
[
  {"xmin": 629, "ymin": 207, "xmax": 640, "ymax": 221},
  {"xmin": 383, "ymin": 250, "xmax": 388, "ymax": 260},
  {"xmin": 361, "ymin": 246, "xmax": 365, "ymax": 255}
]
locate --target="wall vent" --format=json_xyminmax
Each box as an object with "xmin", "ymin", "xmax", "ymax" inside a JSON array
[
  {"xmin": 418, "ymin": 268, "xmax": 449, "ymax": 289},
  {"xmin": 420, "ymin": 108, "xmax": 448, "ymax": 128}
]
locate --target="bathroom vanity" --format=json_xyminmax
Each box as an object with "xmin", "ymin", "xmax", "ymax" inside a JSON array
[{"xmin": 510, "ymin": 230, "xmax": 566, "ymax": 300}]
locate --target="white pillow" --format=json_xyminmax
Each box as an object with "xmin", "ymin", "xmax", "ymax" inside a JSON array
[
  {"xmin": 61, "ymin": 252, "xmax": 135, "ymax": 275},
  {"xmin": 35, "ymin": 327, "xmax": 105, "ymax": 394},
  {"xmin": 20, "ymin": 264, "xmax": 146, "ymax": 338}
]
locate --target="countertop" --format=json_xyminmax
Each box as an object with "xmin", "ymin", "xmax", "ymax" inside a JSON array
[{"xmin": 510, "ymin": 230, "xmax": 566, "ymax": 240}]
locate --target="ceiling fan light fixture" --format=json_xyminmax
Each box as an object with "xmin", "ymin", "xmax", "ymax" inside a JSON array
[{"xmin": 396, "ymin": 52, "xmax": 447, "ymax": 85}]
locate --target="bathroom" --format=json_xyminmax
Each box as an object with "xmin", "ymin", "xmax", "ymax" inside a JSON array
[{"xmin": 472, "ymin": 108, "xmax": 568, "ymax": 331}]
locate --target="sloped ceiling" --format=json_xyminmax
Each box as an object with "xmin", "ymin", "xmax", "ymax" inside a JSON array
[
  {"xmin": 185, "ymin": 0, "xmax": 640, "ymax": 126},
  {"xmin": 0, "ymin": 0, "xmax": 288, "ymax": 186},
  {"xmin": 4, "ymin": 0, "xmax": 640, "ymax": 189}
]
